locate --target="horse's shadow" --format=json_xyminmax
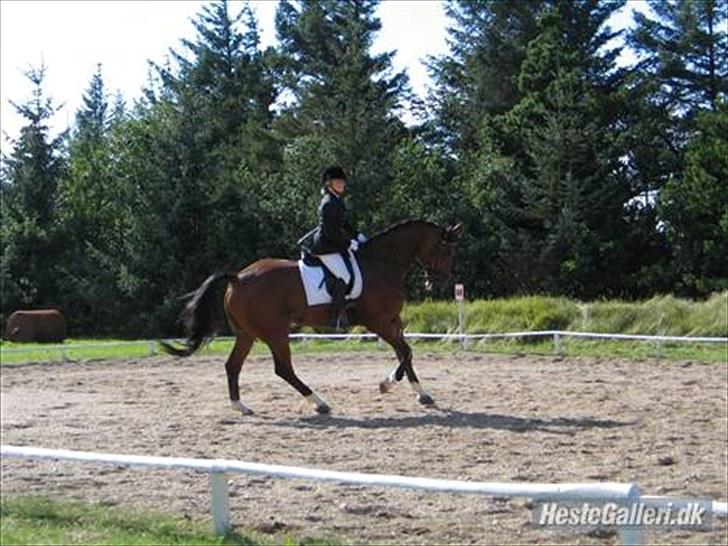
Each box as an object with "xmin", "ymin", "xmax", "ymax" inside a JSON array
[{"xmin": 267, "ymin": 407, "xmax": 632, "ymax": 435}]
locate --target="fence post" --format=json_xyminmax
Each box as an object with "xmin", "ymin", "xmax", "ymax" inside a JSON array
[
  {"xmin": 655, "ymin": 329, "xmax": 666, "ymax": 359},
  {"xmin": 553, "ymin": 332, "xmax": 564, "ymax": 357},
  {"xmin": 209, "ymin": 472, "xmax": 231, "ymax": 535},
  {"xmin": 457, "ymin": 299, "xmax": 466, "ymax": 350},
  {"xmin": 148, "ymin": 341, "xmax": 157, "ymax": 357},
  {"xmin": 618, "ymin": 485, "xmax": 645, "ymax": 546}
]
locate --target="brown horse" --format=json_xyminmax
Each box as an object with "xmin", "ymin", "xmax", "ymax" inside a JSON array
[{"xmin": 162, "ymin": 219, "xmax": 464, "ymax": 415}]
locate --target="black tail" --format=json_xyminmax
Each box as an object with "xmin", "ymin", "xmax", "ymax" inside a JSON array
[{"xmin": 160, "ymin": 272, "xmax": 237, "ymax": 357}]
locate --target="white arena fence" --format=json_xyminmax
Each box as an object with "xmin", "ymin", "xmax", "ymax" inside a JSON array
[
  {"xmin": 2, "ymin": 445, "xmax": 726, "ymax": 545},
  {"xmin": 1, "ymin": 330, "xmax": 726, "ymax": 361}
]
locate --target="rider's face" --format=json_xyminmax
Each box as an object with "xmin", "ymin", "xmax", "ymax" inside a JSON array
[{"xmin": 329, "ymin": 179, "xmax": 346, "ymax": 195}]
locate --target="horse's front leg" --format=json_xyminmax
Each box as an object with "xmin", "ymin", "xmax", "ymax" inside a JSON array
[
  {"xmin": 377, "ymin": 319, "xmax": 435, "ymax": 406},
  {"xmin": 378, "ymin": 344, "xmax": 406, "ymax": 393}
]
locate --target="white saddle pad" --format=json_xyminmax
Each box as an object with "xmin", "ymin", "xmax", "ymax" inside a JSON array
[{"xmin": 298, "ymin": 250, "xmax": 363, "ymax": 306}]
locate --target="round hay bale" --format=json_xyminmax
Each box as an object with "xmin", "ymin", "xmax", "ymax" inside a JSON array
[{"xmin": 4, "ymin": 309, "xmax": 67, "ymax": 343}]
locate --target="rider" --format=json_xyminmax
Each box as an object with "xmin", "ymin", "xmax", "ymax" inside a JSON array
[{"xmin": 308, "ymin": 166, "xmax": 365, "ymax": 330}]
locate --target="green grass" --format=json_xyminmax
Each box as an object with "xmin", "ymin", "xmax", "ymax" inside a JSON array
[
  {"xmin": 401, "ymin": 291, "xmax": 728, "ymax": 337},
  {"xmin": 579, "ymin": 292, "xmax": 728, "ymax": 337},
  {"xmin": 1, "ymin": 334, "xmax": 726, "ymax": 365},
  {"xmin": 1, "ymin": 293, "xmax": 726, "ymax": 365},
  {"xmin": 0, "ymin": 495, "xmax": 340, "ymax": 546}
]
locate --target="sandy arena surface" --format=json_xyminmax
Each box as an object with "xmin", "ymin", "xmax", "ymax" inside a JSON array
[{"xmin": 1, "ymin": 351, "xmax": 726, "ymax": 545}]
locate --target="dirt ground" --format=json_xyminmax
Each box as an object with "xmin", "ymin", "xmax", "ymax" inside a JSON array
[{"xmin": 1, "ymin": 351, "xmax": 726, "ymax": 545}]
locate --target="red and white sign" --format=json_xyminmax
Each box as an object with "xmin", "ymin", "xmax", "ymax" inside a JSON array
[{"xmin": 454, "ymin": 283, "xmax": 465, "ymax": 301}]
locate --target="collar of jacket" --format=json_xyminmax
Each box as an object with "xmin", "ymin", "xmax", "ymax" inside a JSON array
[{"xmin": 323, "ymin": 187, "xmax": 344, "ymax": 200}]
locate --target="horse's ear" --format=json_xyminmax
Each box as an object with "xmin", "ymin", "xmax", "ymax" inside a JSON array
[{"xmin": 445, "ymin": 222, "xmax": 464, "ymax": 241}]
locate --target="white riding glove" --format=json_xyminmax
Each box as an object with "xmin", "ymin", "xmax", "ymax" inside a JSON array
[
  {"xmin": 348, "ymin": 239, "xmax": 359, "ymax": 252},
  {"xmin": 356, "ymin": 233, "xmax": 367, "ymax": 244}
]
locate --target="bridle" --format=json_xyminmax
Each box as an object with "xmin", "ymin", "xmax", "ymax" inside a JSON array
[{"xmin": 422, "ymin": 234, "xmax": 458, "ymax": 287}]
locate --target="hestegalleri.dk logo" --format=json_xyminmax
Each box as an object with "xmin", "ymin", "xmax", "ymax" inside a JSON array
[{"xmin": 532, "ymin": 498, "xmax": 713, "ymax": 530}]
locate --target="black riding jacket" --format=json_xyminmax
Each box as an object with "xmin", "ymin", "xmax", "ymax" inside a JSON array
[{"xmin": 309, "ymin": 188, "xmax": 357, "ymax": 255}]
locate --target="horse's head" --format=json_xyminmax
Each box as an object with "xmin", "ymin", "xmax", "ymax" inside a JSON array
[{"xmin": 419, "ymin": 222, "xmax": 464, "ymax": 290}]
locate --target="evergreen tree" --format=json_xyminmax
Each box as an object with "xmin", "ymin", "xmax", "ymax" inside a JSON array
[
  {"xmin": 626, "ymin": 0, "xmax": 728, "ymax": 295},
  {"xmin": 425, "ymin": 0, "xmax": 547, "ymax": 296},
  {"xmin": 427, "ymin": 0, "xmax": 544, "ymax": 153},
  {"xmin": 1, "ymin": 64, "xmax": 68, "ymax": 320},
  {"xmin": 436, "ymin": 0, "xmax": 635, "ymax": 297},
  {"xmin": 629, "ymin": 0, "xmax": 728, "ymax": 114},
  {"xmin": 620, "ymin": 0, "xmax": 727, "ymax": 205},
  {"xmin": 273, "ymin": 0, "xmax": 409, "ymax": 239},
  {"xmin": 57, "ymin": 65, "xmax": 125, "ymax": 333},
  {"xmin": 108, "ymin": 0, "xmax": 278, "ymax": 334},
  {"xmin": 659, "ymin": 103, "xmax": 728, "ymax": 295},
  {"xmin": 499, "ymin": 2, "xmax": 631, "ymax": 297}
]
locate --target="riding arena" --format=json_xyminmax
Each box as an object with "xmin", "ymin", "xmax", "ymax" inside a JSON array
[{"xmin": 2, "ymin": 340, "xmax": 726, "ymax": 544}]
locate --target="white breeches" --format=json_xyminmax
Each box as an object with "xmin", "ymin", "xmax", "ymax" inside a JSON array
[{"xmin": 317, "ymin": 253, "xmax": 352, "ymax": 285}]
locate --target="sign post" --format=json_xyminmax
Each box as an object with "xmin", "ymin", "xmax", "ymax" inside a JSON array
[{"xmin": 454, "ymin": 284, "xmax": 466, "ymax": 350}]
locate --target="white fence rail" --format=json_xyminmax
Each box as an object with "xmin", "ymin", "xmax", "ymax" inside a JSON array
[
  {"xmin": 2, "ymin": 445, "xmax": 726, "ymax": 545},
  {"xmin": 1, "ymin": 330, "xmax": 726, "ymax": 361}
]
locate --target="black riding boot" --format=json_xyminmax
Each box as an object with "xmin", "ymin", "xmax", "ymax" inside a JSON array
[{"xmin": 330, "ymin": 279, "xmax": 349, "ymax": 330}]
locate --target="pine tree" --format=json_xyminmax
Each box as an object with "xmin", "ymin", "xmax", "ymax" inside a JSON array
[
  {"xmin": 273, "ymin": 0, "xmax": 409, "ymax": 237},
  {"xmin": 1, "ymin": 64, "xmax": 68, "ymax": 319},
  {"xmin": 105, "ymin": 0, "xmax": 278, "ymax": 334},
  {"xmin": 65, "ymin": 65, "xmax": 111, "ymax": 229},
  {"xmin": 627, "ymin": 0, "xmax": 728, "ymax": 295},
  {"xmin": 425, "ymin": 0, "xmax": 547, "ymax": 296},
  {"xmin": 427, "ymin": 0, "xmax": 544, "ymax": 153},
  {"xmin": 629, "ymin": 0, "xmax": 728, "ymax": 114},
  {"xmin": 623, "ymin": 0, "xmax": 727, "ymax": 195},
  {"xmin": 659, "ymin": 102, "xmax": 728, "ymax": 295},
  {"xmin": 436, "ymin": 1, "xmax": 635, "ymax": 297},
  {"xmin": 57, "ymin": 65, "xmax": 125, "ymax": 332}
]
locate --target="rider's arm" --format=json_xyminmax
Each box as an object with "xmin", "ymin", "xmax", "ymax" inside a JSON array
[{"xmin": 321, "ymin": 200, "xmax": 351, "ymax": 246}]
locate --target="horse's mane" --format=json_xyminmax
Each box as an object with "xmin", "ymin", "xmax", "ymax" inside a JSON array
[{"xmin": 365, "ymin": 219, "xmax": 440, "ymax": 244}]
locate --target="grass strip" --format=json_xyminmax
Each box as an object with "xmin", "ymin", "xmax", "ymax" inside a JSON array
[
  {"xmin": 0, "ymin": 495, "xmax": 340, "ymax": 546},
  {"xmin": 1, "ymin": 336, "xmax": 725, "ymax": 365}
]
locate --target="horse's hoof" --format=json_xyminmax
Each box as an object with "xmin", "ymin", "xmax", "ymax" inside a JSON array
[
  {"xmin": 231, "ymin": 401, "xmax": 254, "ymax": 415},
  {"xmin": 316, "ymin": 403, "xmax": 331, "ymax": 415},
  {"xmin": 379, "ymin": 380, "xmax": 393, "ymax": 394},
  {"xmin": 418, "ymin": 393, "xmax": 435, "ymax": 406}
]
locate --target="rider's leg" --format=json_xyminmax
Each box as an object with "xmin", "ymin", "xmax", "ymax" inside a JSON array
[
  {"xmin": 329, "ymin": 277, "xmax": 349, "ymax": 330},
  {"xmin": 317, "ymin": 254, "xmax": 351, "ymax": 330}
]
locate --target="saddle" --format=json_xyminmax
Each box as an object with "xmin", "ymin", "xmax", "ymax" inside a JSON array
[{"xmin": 301, "ymin": 249, "xmax": 355, "ymax": 297}]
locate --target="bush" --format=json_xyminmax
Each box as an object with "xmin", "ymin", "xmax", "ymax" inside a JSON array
[
  {"xmin": 401, "ymin": 292, "xmax": 727, "ymax": 337},
  {"xmin": 580, "ymin": 292, "xmax": 728, "ymax": 336}
]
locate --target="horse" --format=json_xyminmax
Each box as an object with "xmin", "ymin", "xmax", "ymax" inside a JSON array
[{"xmin": 162, "ymin": 219, "xmax": 464, "ymax": 415}]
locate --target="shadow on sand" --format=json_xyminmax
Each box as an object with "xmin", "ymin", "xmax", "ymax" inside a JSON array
[{"xmin": 266, "ymin": 407, "xmax": 632, "ymax": 435}]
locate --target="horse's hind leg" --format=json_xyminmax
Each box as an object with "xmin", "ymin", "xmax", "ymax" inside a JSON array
[
  {"xmin": 266, "ymin": 335, "xmax": 331, "ymax": 414},
  {"xmin": 376, "ymin": 317, "xmax": 435, "ymax": 406},
  {"xmin": 225, "ymin": 334, "xmax": 255, "ymax": 415}
]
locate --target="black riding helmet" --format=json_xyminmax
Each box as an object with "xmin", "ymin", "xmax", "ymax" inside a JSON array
[{"xmin": 322, "ymin": 166, "xmax": 347, "ymax": 184}]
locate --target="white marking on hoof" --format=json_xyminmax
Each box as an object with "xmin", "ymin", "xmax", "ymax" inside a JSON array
[
  {"xmin": 411, "ymin": 382, "xmax": 435, "ymax": 405},
  {"xmin": 231, "ymin": 400, "xmax": 254, "ymax": 415},
  {"xmin": 306, "ymin": 393, "xmax": 331, "ymax": 414},
  {"xmin": 379, "ymin": 368, "xmax": 398, "ymax": 393},
  {"xmin": 410, "ymin": 381, "xmax": 426, "ymax": 395}
]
